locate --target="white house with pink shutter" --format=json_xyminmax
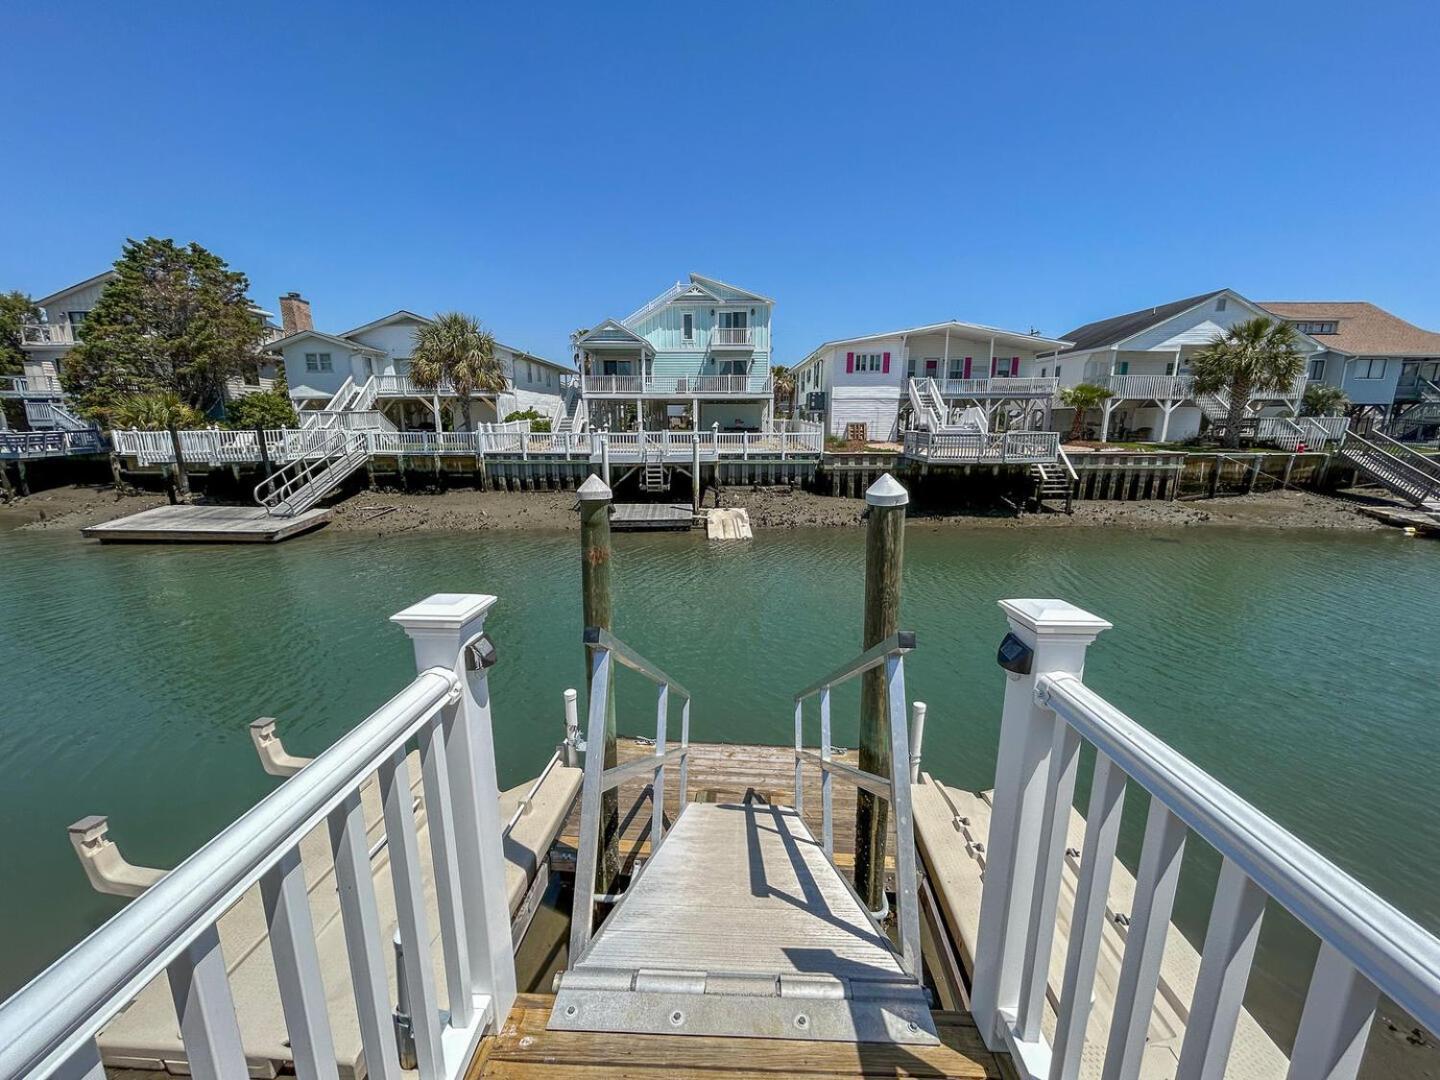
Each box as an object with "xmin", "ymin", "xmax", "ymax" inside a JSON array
[{"xmin": 790, "ymin": 320, "xmax": 1070, "ymax": 441}]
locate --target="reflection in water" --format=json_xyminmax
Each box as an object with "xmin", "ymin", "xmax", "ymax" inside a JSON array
[{"xmin": 1, "ymin": 523, "xmax": 1437, "ymax": 1052}]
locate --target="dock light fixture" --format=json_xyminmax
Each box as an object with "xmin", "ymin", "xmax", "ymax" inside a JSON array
[
  {"xmin": 467, "ymin": 634, "xmax": 498, "ymax": 671},
  {"xmin": 996, "ymin": 631, "xmax": 1034, "ymax": 676}
]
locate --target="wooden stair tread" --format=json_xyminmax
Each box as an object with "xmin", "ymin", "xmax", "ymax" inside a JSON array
[{"xmin": 468, "ymin": 995, "xmax": 1007, "ymax": 1078}]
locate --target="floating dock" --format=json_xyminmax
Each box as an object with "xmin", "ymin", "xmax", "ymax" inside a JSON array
[
  {"xmin": 81, "ymin": 503, "xmax": 331, "ymax": 543},
  {"xmin": 609, "ymin": 502, "xmax": 695, "ymax": 531}
]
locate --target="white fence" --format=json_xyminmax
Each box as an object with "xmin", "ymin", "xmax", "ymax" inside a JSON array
[
  {"xmin": 971, "ymin": 599, "xmax": 1440, "ymax": 1080},
  {"xmin": 1255, "ymin": 415, "xmax": 1350, "ymax": 450},
  {"xmin": 902, "ymin": 429, "xmax": 1059, "ymax": 463},
  {"xmin": 0, "ymin": 594, "xmax": 516, "ymax": 1080},
  {"xmin": 113, "ymin": 423, "xmax": 822, "ymax": 465},
  {"xmin": 0, "ymin": 430, "xmax": 105, "ymax": 459}
]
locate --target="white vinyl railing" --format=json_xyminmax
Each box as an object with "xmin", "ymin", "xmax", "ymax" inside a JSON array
[
  {"xmin": 939, "ymin": 377, "xmax": 1060, "ymax": 398},
  {"xmin": 0, "ymin": 594, "xmax": 517, "ymax": 1080},
  {"xmin": 902, "ymin": 430, "xmax": 1059, "ymax": 463},
  {"xmin": 971, "ymin": 599, "xmax": 1440, "ymax": 1080},
  {"xmin": 19, "ymin": 322, "xmax": 76, "ymax": 346},
  {"xmin": 580, "ymin": 374, "xmax": 771, "ymax": 396},
  {"xmin": 711, "ymin": 326, "xmax": 754, "ymax": 346},
  {"xmin": 0, "ymin": 374, "xmax": 64, "ymax": 397},
  {"xmin": 1104, "ymin": 374, "xmax": 1195, "ymax": 401},
  {"xmin": 0, "ymin": 430, "xmax": 104, "ymax": 458}
]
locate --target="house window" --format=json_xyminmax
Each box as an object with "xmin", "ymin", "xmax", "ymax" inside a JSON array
[
  {"xmin": 1309, "ymin": 358, "xmax": 1326, "ymax": 381},
  {"xmin": 682, "ymin": 313, "xmax": 694, "ymax": 341},
  {"xmin": 1355, "ymin": 358, "xmax": 1387, "ymax": 379},
  {"xmin": 719, "ymin": 310, "xmax": 747, "ymax": 330},
  {"xmin": 305, "ymin": 352, "xmax": 332, "ymax": 372},
  {"xmin": 1056, "ymin": 364, "xmax": 1062, "ymax": 380},
  {"xmin": 949, "ymin": 358, "xmax": 964, "ymax": 380},
  {"xmin": 1165, "ymin": 361, "xmax": 1175, "ymax": 376},
  {"xmin": 906, "ymin": 355, "xmax": 916, "ymax": 378},
  {"xmin": 1294, "ymin": 321, "xmax": 1338, "ymax": 335},
  {"xmin": 854, "ymin": 352, "xmax": 883, "ymax": 373},
  {"xmin": 66, "ymin": 311, "xmax": 88, "ymax": 333},
  {"xmin": 1216, "ymin": 297, "xmax": 1227, "ymax": 311},
  {"xmin": 1115, "ymin": 361, "xmax": 1130, "ymax": 375},
  {"xmin": 526, "ymin": 361, "xmax": 535, "ymax": 382}
]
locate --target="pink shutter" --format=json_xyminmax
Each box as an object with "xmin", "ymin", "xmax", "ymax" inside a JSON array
[
  {"xmin": 1012, "ymin": 356, "xmax": 1020, "ymax": 376},
  {"xmin": 963, "ymin": 357, "xmax": 972, "ymax": 379},
  {"xmin": 846, "ymin": 351, "xmax": 854, "ymax": 373},
  {"xmin": 990, "ymin": 357, "xmax": 998, "ymax": 377},
  {"xmin": 882, "ymin": 351, "xmax": 891, "ymax": 373}
]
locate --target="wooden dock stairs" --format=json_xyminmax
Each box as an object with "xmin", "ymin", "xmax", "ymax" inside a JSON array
[{"xmin": 551, "ymin": 626, "xmax": 939, "ymax": 1047}]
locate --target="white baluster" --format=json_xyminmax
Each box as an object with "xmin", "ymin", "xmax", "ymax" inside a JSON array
[
  {"xmin": 1101, "ymin": 800, "xmax": 1187, "ymax": 1080},
  {"xmin": 1287, "ymin": 943, "xmax": 1379, "ymax": 1080},
  {"xmin": 678, "ymin": 698, "xmax": 690, "ymax": 809},
  {"xmin": 652, "ymin": 683, "xmax": 669, "ymax": 850},
  {"xmin": 327, "ymin": 792, "xmax": 403, "ymax": 1080},
  {"xmin": 1176, "ymin": 856, "xmax": 1266, "ymax": 1080},
  {"xmin": 971, "ymin": 600, "xmax": 1111, "ymax": 1050},
  {"xmin": 1049, "ymin": 752, "xmax": 1127, "ymax": 1080},
  {"xmin": 260, "ymin": 847, "xmax": 340, "ymax": 1080},
  {"xmin": 418, "ymin": 710, "xmax": 474, "ymax": 1027},
  {"xmin": 165, "ymin": 924, "xmax": 247, "ymax": 1080},
  {"xmin": 53, "ymin": 1039, "xmax": 106, "ymax": 1080},
  {"xmin": 819, "ymin": 686, "xmax": 833, "ymax": 858},
  {"xmin": 793, "ymin": 700, "xmax": 805, "ymax": 818}
]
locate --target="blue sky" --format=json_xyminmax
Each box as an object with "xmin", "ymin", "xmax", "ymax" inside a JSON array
[{"xmin": 4, "ymin": 1, "xmax": 1438, "ymax": 365}]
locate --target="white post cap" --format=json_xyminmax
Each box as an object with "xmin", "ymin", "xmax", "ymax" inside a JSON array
[
  {"xmin": 866, "ymin": 472, "xmax": 909, "ymax": 507},
  {"xmin": 998, "ymin": 598, "xmax": 1112, "ymax": 643},
  {"xmin": 577, "ymin": 475, "xmax": 612, "ymax": 502},
  {"xmin": 392, "ymin": 593, "xmax": 498, "ymax": 670}
]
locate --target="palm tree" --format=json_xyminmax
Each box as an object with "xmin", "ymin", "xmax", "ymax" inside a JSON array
[
  {"xmin": 1191, "ymin": 317, "xmax": 1305, "ymax": 449},
  {"xmin": 110, "ymin": 391, "xmax": 203, "ymax": 431},
  {"xmin": 410, "ymin": 313, "xmax": 506, "ymax": 431},
  {"xmin": 1301, "ymin": 383, "xmax": 1348, "ymax": 417},
  {"xmin": 772, "ymin": 367, "xmax": 797, "ymax": 418},
  {"xmin": 1058, "ymin": 383, "xmax": 1113, "ymax": 441}
]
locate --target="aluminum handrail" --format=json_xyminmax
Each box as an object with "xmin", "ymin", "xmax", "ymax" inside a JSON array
[
  {"xmin": 0, "ymin": 669, "xmax": 458, "ymax": 1080},
  {"xmin": 1057, "ymin": 444, "xmax": 1078, "ymax": 481},
  {"xmin": 793, "ymin": 631, "xmax": 917, "ymax": 701},
  {"xmin": 583, "ymin": 626, "xmax": 692, "ymax": 700},
  {"xmin": 1035, "ymin": 670, "xmax": 1440, "ymax": 1038},
  {"xmin": 1370, "ymin": 429, "xmax": 1440, "ymax": 482}
]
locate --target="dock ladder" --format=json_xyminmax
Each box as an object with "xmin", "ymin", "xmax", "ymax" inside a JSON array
[{"xmin": 552, "ymin": 627, "xmax": 937, "ymax": 1045}]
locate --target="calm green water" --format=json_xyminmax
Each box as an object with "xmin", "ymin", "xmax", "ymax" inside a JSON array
[{"xmin": 2, "ymin": 522, "xmax": 1438, "ymax": 1046}]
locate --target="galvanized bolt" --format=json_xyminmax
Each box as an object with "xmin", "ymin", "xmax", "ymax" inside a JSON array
[
  {"xmin": 565, "ymin": 1004, "xmax": 578, "ymax": 1017},
  {"xmin": 670, "ymin": 1010, "xmax": 685, "ymax": 1027},
  {"xmin": 794, "ymin": 1013, "xmax": 809, "ymax": 1029},
  {"xmin": 908, "ymin": 1021, "xmax": 919, "ymax": 1033}
]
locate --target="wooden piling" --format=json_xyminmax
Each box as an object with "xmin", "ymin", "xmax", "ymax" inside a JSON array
[
  {"xmin": 855, "ymin": 473, "xmax": 907, "ymax": 910},
  {"xmin": 255, "ymin": 423, "xmax": 272, "ymax": 479},
  {"xmin": 167, "ymin": 423, "xmax": 190, "ymax": 503},
  {"xmin": 578, "ymin": 475, "xmax": 620, "ymax": 892},
  {"xmin": 0, "ymin": 461, "xmax": 14, "ymax": 502}
]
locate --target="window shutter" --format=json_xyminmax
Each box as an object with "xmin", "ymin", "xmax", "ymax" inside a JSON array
[
  {"xmin": 1012, "ymin": 356, "xmax": 1020, "ymax": 376},
  {"xmin": 882, "ymin": 352, "xmax": 891, "ymax": 373},
  {"xmin": 963, "ymin": 357, "xmax": 972, "ymax": 379},
  {"xmin": 846, "ymin": 352, "xmax": 854, "ymax": 374}
]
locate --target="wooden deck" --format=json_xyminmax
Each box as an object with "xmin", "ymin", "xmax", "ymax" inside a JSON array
[
  {"xmin": 80, "ymin": 503, "xmax": 331, "ymax": 543},
  {"xmin": 469, "ymin": 994, "xmax": 1008, "ymax": 1078},
  {"xmin": 610, "ymin": 502, "xmax": 696, "ymax": 530}
]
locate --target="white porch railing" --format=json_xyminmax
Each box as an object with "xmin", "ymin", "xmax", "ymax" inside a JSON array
[
  {"xmin": 19, "ymin": 322, "xmax": 76, "ymax": 346},
  {"xmin": 939, "ymin": 377, "xmax": 1059, "ymax": 398},
  {"xmin": 0, "ymin": 594, "xmax": 517, "ymax": 1080},
  {"xmin": 902, "ymin": 430, "xmax": 1059, "ymax": 463},
  {"xmin": 580, "ymin": 374, "xmax": 771, "ymax": 396},
  {"xmin": 0, "ymin": 430, "xmax": 104, "ymax": 458},
  {"xmin": 1104, "ymin": 374, "xmax": 1195, "ymax": 401},
  {"xmin": 1255, "ymin": 415, "xmax": 1350, "ymax": 450},
  {"xmin": 971, "ymin": 599, "xmax": 1440, "ymax": 1080},
  {"xmin": 710, "ymin": 326, "xmax": 754, "ymax": 347},
  {"xmin": 0, "ymin": 374, "xmax": 64, "ymax": 397}
]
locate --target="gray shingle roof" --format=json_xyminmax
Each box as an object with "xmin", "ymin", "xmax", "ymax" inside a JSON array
[{"xmin": 1059, "ymin": 291, "xmax": 1225, "ymax": 354}]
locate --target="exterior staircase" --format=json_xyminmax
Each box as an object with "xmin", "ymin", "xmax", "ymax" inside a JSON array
[
  {"xmin": 253, "ymin": 431, "xmax": 369, "ymax": 517},
  {"xmin": 555, "ymin": 395, "xmax": 586, "ymax": 434},
  {"xmin": 1030, "ymin": 446, "xmax": 1075, "ymax": 513},
  {"xmin": 639, "ymin": 437, "xmax": 668, "ymax": 492},
  {"xmin": 907, "ymin": 378, "xmax": 947, "ymax": 431},
  {"xmin": 1337, "ymin": 431, "xmax": 1440, "ymax": 512}
]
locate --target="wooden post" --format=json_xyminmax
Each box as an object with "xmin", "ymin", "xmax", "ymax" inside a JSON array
[
  {"xmin": 15, "ymin": 459, "xmax": 29, "ymax": 497},
  {"xmin": 578, "ymin": 475, "xmax": 620, "ymax": 892},
  {"xmin": 691, "ymin": 432, "xmax": 701, "ymax": 515},
  {"xmin": 168, "ymin": 423, "xmax": 190, "ymax": 503},
  {"xmin": 855, "ymin": 473, "xmax": 907, "ymax": 910},
  {"xmin": 255, "ymin": 423, "xmax": 272, "ymax": 479},
  {"xmin": 0, "ymin": 460, "xmax": 13, "ymax": 502}
]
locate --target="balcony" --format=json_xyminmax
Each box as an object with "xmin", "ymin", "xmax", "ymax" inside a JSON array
[
  {"xmin": 19, "ymin": 322, "xmax": 77, "ymax": 347},
  {"xmin": 709, "ymin": 326, "xmax": 754, "ymax": 349},
  {"xmin": 936, "ymin": 377, "xmax": 1058, "ymax": 399},
  {"xmin": 1103, "ymin": 374, "xmax": 1195, "ymax": 400},
  {"xmin": 0, "ymin": 374, "xmax": 64, "ymax": 398},
  {"xmin": 581, "ymin": 374, "xmax": 772, "ymax": 397}
]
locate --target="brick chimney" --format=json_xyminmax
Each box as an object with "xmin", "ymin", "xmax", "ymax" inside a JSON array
[{"xmin": 279, "ymin": 292, "xmax": 313, "ymax": 334}]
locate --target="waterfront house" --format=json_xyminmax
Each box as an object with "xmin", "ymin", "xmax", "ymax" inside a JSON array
[
  {"xmin": 791, "ymin": 321, "xmax": 1070, "ymax": 441},
  {"xmin": 1051, "ymin": 289, "xmax": 1321, "ymax": 443},
  {"xmin": 269, "ymin": 294, "xmax": 572, "ymax": 431},
  {"xmin": 1260, "ymin": 300, "xmax": 1440, "ymax": 434},
  {"xmin": 572, "ymin": 273, "xmax": 774, "ymax": 432},
  {"xmin": 9, "ymin": 270, "xmax": 282, "ymax": 431}
]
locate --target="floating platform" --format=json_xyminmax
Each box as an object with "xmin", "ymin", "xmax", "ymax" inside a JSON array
[
  {"xmin": 609, "ymin": 502, "xmax": 696, "ymax": 531},
  {"xmin": 705, "ymin": 506, "xmax": 753, "ymax": 539},
  {"xmin": 81, "ymin": 503, "xmax": 331, "ymax": 543}
]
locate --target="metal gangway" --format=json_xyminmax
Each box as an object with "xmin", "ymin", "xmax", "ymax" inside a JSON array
[{"xmin": 552, "ymin": 626, "xmax": 937, "ymax": 1045}]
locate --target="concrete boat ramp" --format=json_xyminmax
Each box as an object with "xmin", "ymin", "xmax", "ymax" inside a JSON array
[{"xmin": 81, "ymin": 503, "xmax": 330, "ymax": 543}]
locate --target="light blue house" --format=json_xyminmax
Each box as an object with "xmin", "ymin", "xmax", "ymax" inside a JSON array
[{"xmin": 574, "ymin": 274, "xmax": 774, "ymax": 431}]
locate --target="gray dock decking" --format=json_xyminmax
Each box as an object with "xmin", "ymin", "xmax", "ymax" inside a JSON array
[
  {"xmin": 81, "ymin": 504, "xmax": 331, "ymax": 543},
  {"xmin": 609, "ymin": 502, "xmax": 696, "ymax": 530}
]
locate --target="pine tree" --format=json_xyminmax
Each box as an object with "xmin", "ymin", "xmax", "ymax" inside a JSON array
[
  {"xmin": 63, "ymin": 238, "xmax": 265, "ymax": 418},
  {"xmin": 0, "ymin": 291, "xmax": 39, "ymax": 375}
]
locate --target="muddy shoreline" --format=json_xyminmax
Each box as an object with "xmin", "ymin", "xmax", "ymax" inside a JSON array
[{"xmin": 0, "ymin": 483, "xmax": 1392, "ymax": 537}]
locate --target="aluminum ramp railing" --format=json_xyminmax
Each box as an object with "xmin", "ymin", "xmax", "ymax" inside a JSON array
[
  {"xmin": 1338, "ymin": 430, "xmax": 1440, "ymax": 509},
  {"xmin": 552, "ymin": 629, "xmax": 937, "ymax": 1045},
  {"xmin": 253, "ymin": 430, "xmax": 370, "ymax": 517}
]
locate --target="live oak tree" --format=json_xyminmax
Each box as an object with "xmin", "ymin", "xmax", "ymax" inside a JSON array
[
  {"xmin": 63, "ymin": 238, "xmax": 266, "ymax": 420},
  {"xmin": 1191, "ymin": 317, "xmax": 1305, "ymax": 449},
  {"xmin": 0, "ymin": 290, "xmax": 39, "ymax": 375},
  {"xmin": 409, "ymin": 312, "xmax": 507, "ymax": 432}
]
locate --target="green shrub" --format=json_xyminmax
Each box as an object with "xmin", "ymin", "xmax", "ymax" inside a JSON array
[
  {"xmin": 504, "ymin": 408, "xmax": 551, "ymax": 432},
  {"xmin": 225, "ymin": 390, "xmax": 298, "ymax": 429}
]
